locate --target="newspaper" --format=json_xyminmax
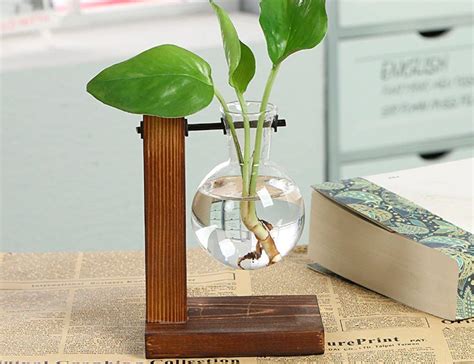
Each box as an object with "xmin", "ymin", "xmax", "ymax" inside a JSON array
[{"xmin": 1, "ymin": 248, "xmax": 473, "ymax": 363}]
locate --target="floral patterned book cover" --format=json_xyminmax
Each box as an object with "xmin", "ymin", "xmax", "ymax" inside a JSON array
[{"xmin": 314, "ymin": 177, "xmax": 473, "ymax": 319}]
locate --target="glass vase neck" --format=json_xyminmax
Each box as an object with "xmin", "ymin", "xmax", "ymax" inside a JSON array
[{"xmin": 221, "ymin": 101, "xmax": 277, "ymax": 164}]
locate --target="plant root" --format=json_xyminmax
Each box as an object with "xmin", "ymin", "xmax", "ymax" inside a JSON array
[
  {"xmin": 237, "ymin": 241, "xmax": 263, "ymax": 269},
  {"xmin": 237, "ymin": 219, "xmax": 281, "ymax": 269}
]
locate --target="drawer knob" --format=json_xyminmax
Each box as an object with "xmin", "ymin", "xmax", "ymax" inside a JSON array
[
  {"xmin": 418, "ymin": 28, "xmax": 451, "ymax": 38},
  {"xmin": 419, "ymin": 150, "xmax": 452, "ymax": 160}
]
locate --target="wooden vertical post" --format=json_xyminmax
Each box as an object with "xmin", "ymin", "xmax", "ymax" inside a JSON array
[{"xmin": 142, "ymin": 115, "xmax": 187, "ymax": 323}]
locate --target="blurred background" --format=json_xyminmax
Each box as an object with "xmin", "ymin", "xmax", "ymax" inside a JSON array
[{"xmin": 1, "ymin": 0, "xmax": 473, "ymax": 252}]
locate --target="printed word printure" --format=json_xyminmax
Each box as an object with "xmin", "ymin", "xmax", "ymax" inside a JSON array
[{"xmin": 328, "ymin": 336, "xmax": 400, "ymax": 347}]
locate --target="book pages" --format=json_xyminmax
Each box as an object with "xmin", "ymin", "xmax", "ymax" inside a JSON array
[
  {"xmin": 1, "ymin": 247, "xmax": 473, "ymax": 363},
  {"xmin": 312, "ymin": 176, "xmax": 472, "ymax": 319}
]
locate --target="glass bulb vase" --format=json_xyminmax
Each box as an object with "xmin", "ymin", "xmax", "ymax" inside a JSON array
[{"xmin": 191, "ymin": 102, "xmax": 304, "ymax": 270}]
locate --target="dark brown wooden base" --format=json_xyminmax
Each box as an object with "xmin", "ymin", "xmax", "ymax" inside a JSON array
[{"xmin": 145, "ymin": 295, "xmax": 325, "ymax": 358}]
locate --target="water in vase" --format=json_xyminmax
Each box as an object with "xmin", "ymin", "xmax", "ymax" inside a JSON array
[{"xmin": 191, "ymin": 175, "xmax": 304, "ymax": 270}]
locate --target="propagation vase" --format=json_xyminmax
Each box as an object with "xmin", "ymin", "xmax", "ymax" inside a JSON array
[{"xmin": 191, "ymin": 101, "xmax": 304, "ymax": 270}]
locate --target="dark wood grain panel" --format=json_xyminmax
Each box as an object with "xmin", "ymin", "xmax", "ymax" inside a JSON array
[
  {"xmin": 145, "ymin": 295, "xmax": 325, "ymax": 358},
  {"xmin": 143, "ymin": 116, "xmax": 187, "ymax": 323}
]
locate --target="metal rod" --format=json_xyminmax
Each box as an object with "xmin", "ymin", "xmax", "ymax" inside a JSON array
[{"xmin": 137, "ymin": 117, "xmax": 287, "ymax": 138}]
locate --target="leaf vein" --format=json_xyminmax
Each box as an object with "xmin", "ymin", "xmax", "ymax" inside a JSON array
[{"xmin": 94, "ymin": 73, "xmax": 212, "ymax": 86}]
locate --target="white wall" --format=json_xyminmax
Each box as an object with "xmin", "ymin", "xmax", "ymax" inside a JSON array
[{"xmin": 0, "ymin": 14, "xmax": 325, "ymax": 252}]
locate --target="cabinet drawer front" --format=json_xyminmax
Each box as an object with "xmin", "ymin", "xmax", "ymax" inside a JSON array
[
  {"xmin": 341, "ymin": 146, "xmax": 473, "ymax": 178},
  {"xmin": 338, "ymin": 25, "xmax": 474, "ymax": 153},
  {"xmin": 338, "ymin": 0, "xmax": 474, "ymax": 28}
]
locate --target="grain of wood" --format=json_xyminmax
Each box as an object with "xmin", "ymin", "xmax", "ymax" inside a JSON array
[
  {"xmin": 145, "ymin": 295, "xmax": 325, "ymax": 358},
  {"xmin": 143, "ymin": 115, "xmax": 187, "ymax": 323}
]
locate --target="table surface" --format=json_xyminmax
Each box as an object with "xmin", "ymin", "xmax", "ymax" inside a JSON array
[{"xmin": 1, "ymin": 246, "xmax": 473, "ymax": 363}]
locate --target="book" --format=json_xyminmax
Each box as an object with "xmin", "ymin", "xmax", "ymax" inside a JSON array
[{"xmin": 308, "ymin": 158, "xmax": 473, "ymax": 320}]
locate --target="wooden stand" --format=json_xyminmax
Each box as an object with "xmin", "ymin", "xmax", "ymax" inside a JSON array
[{"xmin": 141, "ymin": 115, "xmax": 325, "ymax": 359}]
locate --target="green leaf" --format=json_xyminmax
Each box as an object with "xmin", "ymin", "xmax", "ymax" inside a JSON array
[
  {"xmin": 210, "ymin": 0, "xmax": 255, "ymax": 93},
  {"xmin": 210, "ymin": 0, "xmax": 240, "ymax": 76},
  {"xmin": 86, "ymin": 44, "xmax": 214, "ymax": 118},
  {"xmin": 259, "ymin": 0, "xmax": 328, "ymax": 66},
  {"xmin": 232, "ymin": 41, "xmax": 256, "ymax": 93}
]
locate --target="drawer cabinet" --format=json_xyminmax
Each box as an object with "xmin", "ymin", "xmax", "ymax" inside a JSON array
[
  {"xmin": 341, "ymin": 146, "xmax": 473, "ymax": 178},
  {"xmin": 338, "ymin": 25, "xmax": 474, "ymax": 153},
  {"xmin": 338, "ymin": 0, "xmax": 474, "ymax": 28}
]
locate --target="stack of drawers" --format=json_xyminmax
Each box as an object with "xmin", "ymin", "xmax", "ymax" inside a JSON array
[{"xmin": 327, "ymin": 0, "xmax": 474, "ymax": 179}]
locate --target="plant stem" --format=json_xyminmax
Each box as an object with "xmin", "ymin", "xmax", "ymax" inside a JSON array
[
  {"xmin": 236, "ymin": 91, "xmax": 251, "ymax": 196},
  {"xmin": 248, "ymin": 64, "xmax": 280, "ymax": 202},
  {"xmin": 235, "ymin": 91, "xmax": 254, "ymax": 255},
  {"xmin": 214, "ymin": 88, "xmax": 243, "ymax": 165},
  {"xmin": 237, "ymin": 64, "xmax": 282, "ymax": 268}
]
